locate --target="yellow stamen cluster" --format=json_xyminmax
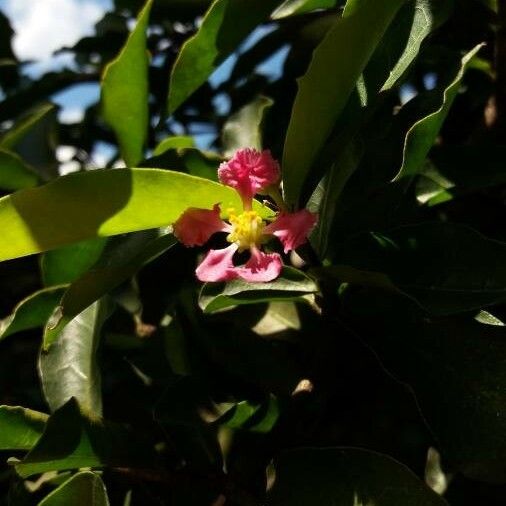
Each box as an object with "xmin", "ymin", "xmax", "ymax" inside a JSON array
[{"xmin": 226, "ymin": 209, "xmax": 265, "ymax": 251}]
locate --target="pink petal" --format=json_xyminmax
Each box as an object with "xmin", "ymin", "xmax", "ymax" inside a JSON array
[
  {"xmin": 218, "ymin": 148, "xmax": 280, "ymax": 208},
  {"xmin": 236, "ymin": 248, "xmax": 283, "ymax": 282},
  {"xmin": 173, "ymin": 204, "xmax": 230, "ymax": 247},
  {"xmin": 196, "ymin": 244, "xmax": 239, "ymax": 282},
  {"xmin": 264, "ymin": 209, "xmax": 318, "ymax": 253}
]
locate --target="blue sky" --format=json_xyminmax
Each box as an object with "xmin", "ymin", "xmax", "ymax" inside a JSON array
[{"xmin": 0, "ymin": 0, "xmax": 289, "ymax": 157}]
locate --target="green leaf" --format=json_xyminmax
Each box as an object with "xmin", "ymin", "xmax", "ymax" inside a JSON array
[
  {"xmin": 342, "ymin": 290, "xmax": 506, "ymax": 483},
  {"xmin": 0, "ymin": 406, "xmax": 47, "ymax": 450},
  {"xmin": 13, "ymin": 398, "xmax": 156, "ymax": 478},
  {"xmin": 101, "ymin": 0, "xmax": 153, "ymax": 166},
  {"xmin": 282, "ymin": 0, "xmax": 405, "ymax": 207},
  {"xmin": 0, "ymin": 168, "xmax": 272, "ymax": 262},
  {"xmin": 222, "ymin": 95, "xmax": 273, "ymax": 157},
  {"xmin": 39, "ymin": 300, "xmax": 109, "ymax": 416},
  {"xmin": 381, "ymin": 0, "xmax": 454, "ymax": 91},
  {"xmin": 0, "ymin": 103, "xmax": 56, "ymax": 151},
  {"xmin": 331, "ymin": 222, "xmax": 506, "ymax": 315},
  {"xmin": 0, "ymin": 103, "xmax": 58, "ymax": 181},
  {"xmin": 0, "ymin": 149, "xmax": 39, "ymax": 191},
  {"xmin": 199, "ymin": 267, "xmax": 318, "ymax": 313},
  {"xmin": 218, "ymin": 395, "xmax": 279, "ymax": 433},
  {"xmin": 267, "ymin": 447, "xmax": 449, "ymax": 505},
  {"xmin": 41, "ymin": 238, "xmax": 108, "ymax": 286},
  {"xmin": 0, "ymin": 286, "xmax": 67, "ymax": 341},
  {"xmin": 153, "ymin": 135, "xmax": 195, "ymax": 156},
  {"xmin": 167, "ymin": 0, "xmax": 281, "ymax": 114},
  {"xmin": 272, "ymin": 0, "xmax": 338, "ymax": 19},
  {"xmin": 38, "ymin": 471, "xmax": 109, "ymax": 506},
  {"xmin": 393, "ymin": 44, "xmax": 483, "ymax": 180},
  {"xmin": 43, "ymin": 231, "xmax": 177, "ymax": 348}
]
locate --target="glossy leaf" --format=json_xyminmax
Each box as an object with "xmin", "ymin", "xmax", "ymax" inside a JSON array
[
  {"xmin": 222, "ymin": 95, "xmax": 273, "ymax": 157},
  {"xmin": 218, "ymin": 395, "xmax": 279, "ymax": 432},
  {"xmin": 39, "ymin": 300, "xmax": 109, "ymax": 416},
  {"xmin": 0, "ymin": 168, "xmax": 272, "ymax": 262},
  {"xmin": 0, "ymin": 406, "xmax": 47, "ymax": 450},
  {"xmin": 393, "ymin": 44, "xmax": 482, "ymax": 180},
  {"xmin": 199, "ymin": 267, "xmax": 318, "ymax": 313},
  {"xmin": 282, "ymin": 0, "xmax": 405, "ymax": 207},
  {"xmin": 381, "ymin": 0, "xmax": 454, "ymax": 90},
  {"xmin": 342, "ymin": 290, "xmax": 506, "ymax": 483},
  {"xmin": 268, "ymin": 447, "xmax": 449, "ymax": 505},
  {"xmin": 0, "ymin": 149, "xmax": 39, "ymax": 191},
  {"xmin": 38, "ymin": 472, "xmax": 109, "ymax": 506},
  {"xmin": 272, "ymin": 0, "xmax": 338, "ymax": 19},
  {"xmin": 332, "ymin": 222, "xmax": 506, "ymax": 315},
  {"xmin": 0, "ymin": 103, "xmax": 56, "ymax": 151},
  {"xmin": 101, "ymin": 0, "xmax": 153, "ymax": 166},
  {"xmin": 168, "ymin": 0, "xmax": 281, "ymax": 114},
  {"xmin": 13, "ymin": 398, "xmax": 156, "ymax": 478},
  {"xmin": 43, "ymin": 231, "xmax": 177, "ymax": 348},
  {"xmin": 0, "ymin": 286, "xmax": 66, "ymax": 341},
  {"xmin": 153, "ymin": 135, "xmax": 195, "ymax": 156},
  {"xmin": 41, "ymin": 238, "xmax": 108, "ymax": 286}
]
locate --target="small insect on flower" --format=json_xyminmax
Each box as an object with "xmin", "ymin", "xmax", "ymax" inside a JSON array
[{"xmin": 173, "ymin": 148, "xmax": 317, "ymax": 283}]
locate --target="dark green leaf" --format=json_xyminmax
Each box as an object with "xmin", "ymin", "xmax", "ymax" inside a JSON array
[
  {"xmin": 331, "ymin": 222, "xmax": 506, "ymax": 314},
  {"xmin": 342, "ymin": 290, "xmax": 506, "ymax": 483},
  {"xmin": 282, "ymin": 0, "xmax": 405, "ymax": 207},
  {"xmin": 41, "ymin": 238, "xmax": 108, "ymax": 286},
  {"xmin": 39, "ymin": 300, "xmax": 110, "ymax": 416},
  {"xmin": 0, "ymin": 168, "xmax": 272, "ymax": 262},
  {"xmin": 43, "ymin": 231, "xmax": 176, "ymax": 348},
  {"xmin": 0, "ymin": 149, "xmax": 39, "ymax": 191},
  {"xmin": 0, "ymin": 286, "xmax": 66, "ymax": 341},
  {"xmin": 267, "ymin": 447, "xmax": 448, "ymax": 505},
  {"xmin": 38, "ymin": 471, "xmax": 109, "ymax": 506},
  {"xmin": 222, "ymin": 95, "xmax": 273, "ymax": 157},
  {"xmin": 393, "ymin": 44, "xmax": 482, "ymax": 180},
  {"xmin": 101, "ymin": 0, "xmax": 153, "ymax": 166},
  {"xmin": 199, "ymin": 267, "xmax": 318, "ymax": 313},
  {"xmin": 168, "ymin": 0, "xmax": 281, "ymax": 113},
  {"xmin": 0, "ymin": 406, "xmax": 47, "ymax": 450},
  {"xmin": 13, "ymin": 398, "xmax": 156, "ymax": 478}
]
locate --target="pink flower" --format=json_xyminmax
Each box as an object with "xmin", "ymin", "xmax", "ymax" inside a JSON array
[
  {"xmin": 173, "ymin": 148, "xmax": 317, "ymax": 283},
  {"xmin": 218, "ymin": 148, "xmax": 280, "ymax": 209}
]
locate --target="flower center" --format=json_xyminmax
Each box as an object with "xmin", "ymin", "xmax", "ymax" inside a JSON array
[{"xmin": 226, "ymin": 209, "xmax": 264, "ymax": 251}]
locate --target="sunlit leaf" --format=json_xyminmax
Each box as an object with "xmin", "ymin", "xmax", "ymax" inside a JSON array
[
  {"xmin": 39, "ymin": 300, "xmax": 110, "ymax": 416},
  {"xmin": 0, "ymin": 286, "xmax": 66, "ymax": 341},
  {"xmin": 168, "ymin": 0, "xmax": 281, "ymax": 113},
  {"xmin": 38, "ymin": 471, "xmax": 109, "ymax": 506},
  {"xmin": 0, "ymin": 406, "xmax": 47, "ymax": 450},
  {"xmin": 199, "ymin": 267, "xmax": 318, "ymax": 313},
  {"xmin": 0, "ymin": 168, "xmax": 272, "ymax": 262},
  {"xmin": 282, "ymin": 0, "xmax": 405, "ymax": 207},
  {"xmin": 393, "ymin": 44, "xmax": 483, "ymax": 180},
  {"xmin": 101, "ymin": 0, "xmax": 153, "ymax": 166}
]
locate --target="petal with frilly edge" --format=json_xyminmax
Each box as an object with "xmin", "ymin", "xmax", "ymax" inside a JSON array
[
  {"xmin": 173, "ymin": 204, "xmax": 230, "ymax": 247},
  {"xmin": 218, "ymin": 148, "xmax": 280, "ymax": 208},
  {"xmin": 196, "ymin": 244, "xmax": 239, "ymax": 282},
  {"xmin": 236, "ymin": 247, "xmax": 283, "ymax": 282},
  {"xmin": 264, "ymin": 209, "xmax": 317, "ymax": 253}
]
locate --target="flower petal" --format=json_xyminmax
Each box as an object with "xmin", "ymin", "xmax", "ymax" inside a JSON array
[
  {"xmin": 236, "ymin": 248, "xmax": 282, "ymax": 282},
  {"xmin": 173, "ymin": 204, "xmax": 230, "ymax": 247},
  {"xmin": 218, "ymin": 148, "xmax": 280, "ymax": 208},
  {"xmin": 196, "ymin": 244, "xmax": 239, "ymax": 282},
  {"xmin": 264, "ymin": 209, "xmax": 317, "ymax": 253}
]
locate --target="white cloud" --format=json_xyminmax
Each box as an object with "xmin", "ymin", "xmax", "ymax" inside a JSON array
[{"xmin": 2, "ymin": 0, "xmax": 108, "ymax": 62}]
